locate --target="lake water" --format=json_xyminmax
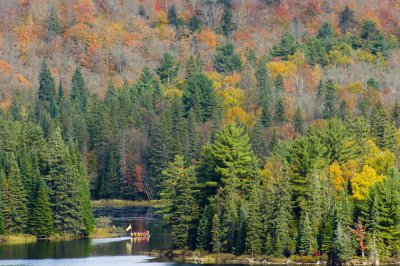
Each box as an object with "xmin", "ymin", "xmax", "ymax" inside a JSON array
[{"xmin": 0, "ymin": 206, "xmax": 245, "ymax": 266}]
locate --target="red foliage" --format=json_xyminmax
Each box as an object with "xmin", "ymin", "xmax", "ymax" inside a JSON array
[{"xmin": 134, "ymin": 164, "xmax": 145, "ymax": 193}]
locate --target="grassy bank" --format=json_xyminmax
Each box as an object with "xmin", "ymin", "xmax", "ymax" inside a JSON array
[
  {"xmin": 91, "ymin": 199, "xmax": 160, "ymax": 208},
  {"xmin": 89, "ymin": 227, "xmax": 124, "ymax": 239},
  {"xmin": 0, "ymin": 234, "xmax": 37, "ymax": 244}
]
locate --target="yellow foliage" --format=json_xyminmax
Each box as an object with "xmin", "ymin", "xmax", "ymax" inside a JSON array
[
  {"xmin": 267, "ymin": 61, "xmax": 297, "ymax": 78},
  {"xmin": 225, "ymin": 106, "xmax": 249, "ymax": 126},
  {"xmin": 329, "ymin": 163, "xmax": 345, "ymax": 192},
  {"xmin": 197, "ymin": 28, "xmax": 218, "ymax": 48},
  {"xmin": 351, "ymin": 165, "xmax": 384, "ymax": 201},
  {"xmin": 219, "ymin": 87, "xmax": 244, "ymax": 108},
  {"xmin": 288, "ymin": 51, "xmax": 306, "ymax": 68},
  {"xmin": 165, "ymin": 88, "xmax": 183, "ymax": 98},
  {"xmin": 154, "ymin": 11, "xmax": 168, "ymax": 29},
  {"xmin": 356, "ymin": 49, "xmax": 376, "ymax": 63},
  {"xmin": 341, "ymin": 159, "xmax": 359, "ymax": 180},
  {"xmin": 345, "ymin": 82, "xmax": 364, "ymax": 93},
  {"xmin": 223, "ymin": 74, "xmax": 241, "ymax": 86}
]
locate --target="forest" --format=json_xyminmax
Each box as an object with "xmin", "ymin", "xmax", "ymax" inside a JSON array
[{"xmin": 1, "ymin": 0, "xmax": 400, "ymax": 264}]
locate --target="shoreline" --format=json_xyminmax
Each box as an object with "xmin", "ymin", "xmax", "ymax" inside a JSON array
[{"xmin": 91, "ymin": 199, "xmax": 159, "ymax": 208}]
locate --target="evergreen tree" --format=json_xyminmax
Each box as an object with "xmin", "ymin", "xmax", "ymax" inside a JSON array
[
  {"xmin": 213, "ymin": 43, "xmax": 243, "ymax": 74},
  {"xmin": 260, "ymin": 100, "xmax": 272, "ymax": 127},
  {"xmin": 138, "ymin": 5, "xmax": 147, "ymax": 18},
  {"xmin": 317, "ymin": 22, "xmax": 334, "ymax": 51},
  {"xmin": 70, "ymin": 68, "xmax": 89, "ymax": 111},
  {"xmin": 156, "ymin": 53, "xmax": 180, "ymax": 84},
  {"xmin": 197, "ymin": 205, "xmax": 213, "ymax": 251},
  {"xmin": 2, "ymin": 153, "xmax": 28, "ymax": 232},
  {"xmin": 47, "ymin": 3, "xmax": 61, "ymax": 35},
  {"xmin": 391, "ymin": 101, "xmax": 400, "ymax": 128},
  {"xmin": 271, "ymin": 31, "xmax": 298, "ymax": 60},
  {"xmin": 293, "ymin": 107, "xmax": 304, "ymax": 134},
  {"xmin": 211, "ymin": 123, "xmax": 258, "ymax": 190},
  {"xmin": 160, "ymin": 156, "xmax": 199, "ymax": 249},
  {"xmin": 189, "ymin": 15, "xmax": 203, "ymax": 32},
  {"xmin": 305, "ymin": 37, "xmax": 328, "ymax": 66},
  {"xmin": 185, "ymin": 53, "xmax": 204, "ymax": 80},
  {"xmin": 298, "ymin": 213, "xmax": 315, "ymax": 255},
  {"xmin": 274, "ymin": 98, "xmax": 286, "ymax": 124},
  {"xmin": 29, "ymin": 179, "xmax": 53, "ymax": 238},
  {"xmin": 322, "ymin": 80, "xmax": 337, "ymax": 119},
  {"xmin": 211, "ymin": 214, "xmax": 222, "ymax": 253},
  {"xmin": 339, "ymin": 6, "xmax": 355, "ymax": 34},
  {"xmin": 57, "ymin": 80, "xmax": 64, "ymax": 106},
  {"xmin": 333, "ymin": 222, "xmax": 354, "ymax": 264},
  {"xmin": 274, "ymin": 74, "xmax": 284, "ymax": 94},
  {"xmin": 183, "ymin": 72, "xmax": 218, "ymax": 122},
  {"xmin": 168, "ymin": 4, "xmax": 178, "ymax": 26},
  {"xmin": 245, "ymin": 186, "xmax": 263, "ymax": 255},
  {"xmin": 370, "ymin": 102, "xmax": 397, "ymax": 150},
  {"xmin": 319, "ymin": 213, "xmax": 335, "ymax": 257},
  {"xmin": 220, "ymin": 0, "xmax": 236, "ymax": 37}
]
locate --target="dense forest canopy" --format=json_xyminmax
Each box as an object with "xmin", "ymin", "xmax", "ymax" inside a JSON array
[{"xmin": 2, "ymin": 0, "xmax": 400, "ymax": 264}]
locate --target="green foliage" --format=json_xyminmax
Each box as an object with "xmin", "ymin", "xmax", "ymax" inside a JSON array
[
  {"xmin": 213, "ymin": 43, "xmax": 243, "ymax": 74},
  {"xmin": 70, "ymin": 68, "xmax": 89, "ymax": 111},
  {"xmin": 339, "ymin": 6, "xmax": 356, "ymax": 34},
  {"xmin": 220, "ymin": 0, "xmax": 236, "ymax": 37},
  {"xmin": 245, "ymin": 186, "xmax": 262, "ymax": 255},
  {"xmin": 28, "ymin": 179, "xmax": 53, "ymax": 238},
  {"xmin": 293, "ymin": 107, "xmax": 304, "ymax": 134},
  {"xmin": 305, "ymin": 37, "xmax": 328, "ymax": 66},
  {"xmin": 189, "ymin": 15, "xmax": 203, "ymax": 32},
  {"xmin": 322, "ymin": 80, "xmax": 338, "ymax": 119},
  {"xmin": 183, "ymin": 72, "xmax": 219, "ymax": 122},
  {"xmin": 47, "ymin": 4, "xmax": 61, "ymax": 35},
  {"xmin": 333, "ymin": 223, "xmax": 354, "ymax": 264},
  {"xmin": 370, "ymin": 102, "xmax": 397, "ymax": 150},
  {"xmin": 272, "ymin": 31, "xmax": 298, "ymax": 60},
  {"xmin": 156, "ymin": 53, "xmax": 179, "ymax": 84},
  {"xmin": 274, "ymin": 98, "xmax": 286, "ymax": 124},
  {"xmin": 211, "ymin": 214, "xmax": 222, "ymax": 253},
  {"xmin": 298, "ymin": 213, "xmax": 316, "ymax": 256},
  {"xmin": 168, "ymin": 4, "xmax": 178, "ymax": 26}
]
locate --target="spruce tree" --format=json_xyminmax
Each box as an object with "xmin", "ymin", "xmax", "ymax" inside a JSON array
[
  {"xmin": 211, "ymin": 214, "xmax": 222, "ymax": 253},
  {"xmin": 156, "ymin": 53, "xmax": 179, "ymax": 84},
  {"xmin": 167, "ymin": 4, "xmax": 178, "ymax": 26},
  {"xmin": 138, "ymin": 5, "xmax": 147, "ymax": 18},
  {"xmin": 274, "ymin": 74, "xmax": 284, "ymax": 95},
  {"xmin": 47, "ymin": 3, "xmax": 61, "ymax": 35},
  {"xmin": 271, "ymin": 31, "xmax": 298, "ymax": 60},
  {"xmin": 370, "ymin": 102, "xmax": 397, "ymax": 150},
  {"xmin": 322, "ymin": 80, "xmax": 337, "ymax": 119},
  {"xmin": 220, "ymin": 0, "xmax": 236, "ymax": 37},
  {"xmin": 391, "ymin": 101, "xmax": 400, "ymax": 128},
  {"xmin": 298, "ymin": 213, "xmax": 315, "ymax": 256},
  {"xmin": 333, "ymin": 223, "xmax": 353, "ymax": 264},
  {"xmin": 274, "ymin": 98, "xmax": 286, "ymax": 124},
  {"xmin": 70, "ymin": 68, "xmax": 89, "ymax": 111},
  {"xmin": 213, "ymin": 43, "xmax": 243, "ymax": 74},
  {"xmin": 339, "ymin": 6, "xmax": 355, "ymax": 34},
  {"xmin": 29, "ymin": 179, "xmax": 53, "ymax": 238},
  {"xmin": 3, "ymin": 153, "xmax": 28, "ymax": 232},
  {"xmin": 197, "ymin": 205, "xmax": 213, "ymax": 251},
  {"xmin": 185, "ymin": 53, "xmax": 204, "ymax": 80},
  {"xmin": 245, "ymin": 186, "xmax": 263, "ymax": 255},
  {"xmin": 261, "ymin": 100, "xmax": 272, "ymax": 127},
  {"xmin": 38, "ymin": 60, "xmax": 56, "ymax": 102},
  {"xmin": 293, "ymin": 107, "xmax": 304, "ymax": 134}
]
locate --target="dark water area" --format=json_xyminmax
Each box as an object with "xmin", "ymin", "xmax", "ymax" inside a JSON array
[{"xmin": 0, "ymin": 206, "xmax": 248, "ymax": 266}]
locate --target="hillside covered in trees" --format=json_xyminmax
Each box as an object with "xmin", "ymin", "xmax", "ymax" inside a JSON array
[{"xmin": 2, "ymin": 0, "xmax": 400, "ymax": 264}]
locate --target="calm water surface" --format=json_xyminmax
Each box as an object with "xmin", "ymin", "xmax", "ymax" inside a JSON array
[{"xmin": 0, "ymin": 206, "xmax": 245, "ymax": 266}]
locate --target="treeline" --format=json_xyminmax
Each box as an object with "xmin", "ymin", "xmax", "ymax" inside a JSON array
[
  {"xmin": 159, "ymin": 117, "xmax": 400, "ymax": 264},
  {"xmin": 0, "ymin": 119, "xmax": 93, "ymax": 238}
]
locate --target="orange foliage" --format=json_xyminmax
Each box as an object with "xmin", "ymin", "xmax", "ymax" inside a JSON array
[
  {"xmin": 15, "ymin": 73, "xmax": 30, "ymax": 86},
  {"xmin": 134, "ymin": 164, "xmax": 145, "ymax": 193},
  {"xmin": 0, "ymin": 60, "xmax": 12, "ymax": 74},
  {"xmin": 197, "ymin": 28, "xmax": 218, "ymax": 48},
  {"xmin": 74, "ymin": 0, "xmax": 96, "ymax": 24},
  {"xmin": 233, "ymin": 31, "xmax": 254, "ymax": 47},
  {"xmin": 124, "ymin": 32, "xmax": 143, "ymax": 48}
]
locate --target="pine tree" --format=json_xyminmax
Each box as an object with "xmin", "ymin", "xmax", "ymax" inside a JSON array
[
  {"xmin": 211, "ymin": 214, "xmax": 222, "ymax": 253},
  {"xmin": 245, "ymin": 186, "xmax": 263, "ymax": 255},
  {"xmin": 156, "ymin": 53, "xmax": 180, "ymax": 84},
  {"xmin": 211, "ymin": 123, "xmax": 258, "ymax": 190},
  {"xmin": 322, "ymin": 80, "xmax": 337, "ymax": 119},
  {"xmin": 70, "ymin": 68, "xmax": 89, "ymax": 111},
  {"xmin": 333, "ymin": 222, "xmax": 353, "ymax": 264},
  {"xmin": 261, "ymin": 100, "xmax": 272, "ymax": 127},
  {"xmin": 3, "ymin": 153, "xmax": 28, "ymax": 232},
  {"xmin": 184, "ymin": 109, "xmax": 201, "ymax": 163},
  {"xmin": 319, "ymin": 213, "xmax": 335, "ymax": 257},
  {"xmin": 160, "ymin": 156, "xmax": 199, "ymax": 249},
  {"xmin": 213, "ymin": 43, "xmax": 243, "ymax": 74},
  {"xmin": 197, "ymin": 205, "xmax": 213, "ymax": 251},
  {"xmin": 293, "ymin": 107, "xmax": 304, "ymax": 134},
  {"xmin": 57, "ymin": 80, "xmax": 64, "ymax": 106},
  {"xmin": 185, "ymin": 53, "xmax": 204, "ymax": 80},
  {"xmin": 298, "ymin": 213, "xmax": 315, "ymax": 255},
  {"xmin": 38, "ymin": 60, "xmax": 56, "ymax": 102},
  {"xmin": 274, "ymin": 74, "xmax": 284, "ymax": 95},
  {"xmin": 168, "ymin": 4, "xmax": 178, "ymax": 26},
  {"xmin": 370, "ymin": 102, "xmax": 397, "ymax": 150},
  {"xmin": 29, "ymin": 179, "xmax": 53, "ymax": 238},
  {"xmin": 220, "ymin": 0, "xmax": 236, "ymax": 37},
  {"xmin": 339, "ymin": 6, "xmax": 355, "ymax": 34},
  {"xmin": 391, "ymin": 101, "xmax": 400, "ymax": 128},
  {"xmin": 183, "ymin": 72, "xmax": 218, "ymax": 122},
  {"xmin": 272, "ymin": 31, "xmax": 298, "ymax": 60},
  {"xmin": 274, "ymin": 98, "xmax": 286, "ymax": 124},
  {"xmin": 47, "ymin": 3, "xmax": 61, "ymax": 35}
]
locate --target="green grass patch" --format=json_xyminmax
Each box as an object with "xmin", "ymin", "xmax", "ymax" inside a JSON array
[
  {"xmin": 91, "ymin": 199, "xmax": 160, "ymax": 208},
  {"xmin": 0, "ymin": 234, "xmax": 37, "ymax": 244}
]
